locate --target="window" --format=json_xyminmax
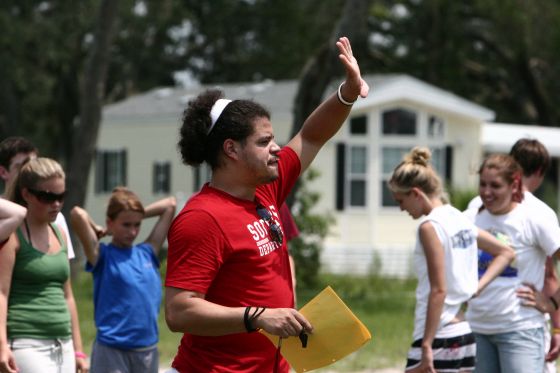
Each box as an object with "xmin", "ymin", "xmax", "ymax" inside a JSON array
[
  {"xmin": 382, "ymin": 108, "xmax": 417, "ymax": 135},
  {"xmin": 95, "ymin": 149, "xmax": 127, "ymax": 194},
  {"xmin": 194, "ymin": 164, "xmax": 211, "ymax": 191},
  {"xmin": 380, "ymin": 146, "xmax": 446, "ymax": 207},
  {"xmin": 381, "ymin": 147, "xmax": 409, "ymax": 207},
  {"xmin": 350, "ymin": 115, "xmax": 367, "ymax": 135},
  {"xmin": 335, "ymin": 144, "xmax": 369, "ymax": 209},
  {"xmin": 348, "ymin": 146, "xmax": 367, "ymax": 206},
  {"xmin": 428, "ymin": 115, "xmax": 444, "ymax": 138},
  {"xmin": 153, "ymin": 162, "xmax": 171, "ymax": 194}
]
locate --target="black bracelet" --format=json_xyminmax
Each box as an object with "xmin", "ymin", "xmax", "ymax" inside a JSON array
[
  {"xmin": 550, "ymin": 296, "xmax": 559, "ymax": 311},
  {"xmin": 243, "ymin": 306, "xmax": 266, "ymax": 333}
]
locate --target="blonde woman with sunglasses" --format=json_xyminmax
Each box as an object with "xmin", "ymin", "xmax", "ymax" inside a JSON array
[{"xmin": 0, "ymin": 157, "xmax": 88, "ymax": 373}]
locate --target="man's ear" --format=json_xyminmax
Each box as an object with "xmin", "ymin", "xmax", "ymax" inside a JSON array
[{"xmin": 223, "ymin": 139, "xmax": 240, "ymax": 160}]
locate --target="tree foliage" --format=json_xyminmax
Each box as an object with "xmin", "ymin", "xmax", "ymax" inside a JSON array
[
  {"xmin": 290, "ymin": 168, "xmax": 333, "ymax": 288},
  {"xmin": 368, "ymin": 0, "xmax": 560, "ymax": 125}
]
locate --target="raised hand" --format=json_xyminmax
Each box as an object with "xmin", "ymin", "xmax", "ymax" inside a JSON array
[{"xmin": 336, "ymin": 37, "xmax": 369, "ymax": 100}]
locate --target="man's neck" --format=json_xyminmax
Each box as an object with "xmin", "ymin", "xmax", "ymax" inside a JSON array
[{"xmin": 210, "ymin": 172, "xmax": 256, "ymax": 201}]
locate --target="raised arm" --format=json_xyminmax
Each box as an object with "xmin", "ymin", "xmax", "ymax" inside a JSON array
[
  {"xmin": 70, "ymin": 206, "xmax": 105, "ymax": 266},
  {"xmin": 286, "ymin": 37, "xmax": 369, "ymax": 172},
  {"xmin": 0, "ymin": 199, "xmax": 26, "ymax": 242},
  {"xmin": 476, "ymin": 229, "xmax": 516, "ymax": 295},
  {"xmin": 143, "ymin": 196, "xmax": 176, "ymax": 254}
]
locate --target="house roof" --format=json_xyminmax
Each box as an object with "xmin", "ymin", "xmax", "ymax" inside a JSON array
[
  {"xmin": 483, "ymin": 123, "xmax": 560, "ymax": 157},
  {"xmin": 353, "ymin": 75, "xmax": 495, "ymax": 121},
  {"xmin": 103, "ymin": 74, "xmax": 495, "ymax": 123}
]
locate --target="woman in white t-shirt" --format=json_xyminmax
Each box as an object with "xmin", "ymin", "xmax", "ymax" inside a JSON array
[
  {"xmin": 389, "ymin": 147, "xmax": 514, "ymax": 373},
  {"xmin": 464, "ymin": 153, "xmax": 560, "ymax": 373}
]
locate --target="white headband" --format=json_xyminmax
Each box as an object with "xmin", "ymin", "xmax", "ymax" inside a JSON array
[{"xmin": 208, "ymin": 99, "xmax": 232, "ymax": 134}]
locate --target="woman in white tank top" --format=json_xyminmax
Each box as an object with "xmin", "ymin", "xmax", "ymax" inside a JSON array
[{"xmin": 389, "ymin": 147, "xmax": 514, "ymax": 373}]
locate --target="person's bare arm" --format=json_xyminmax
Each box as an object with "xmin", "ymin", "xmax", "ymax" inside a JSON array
[
  {"xmin": 413, "ymin": 222, "xmax": 446, "ymax": 373},
  {"xmin": 70, "ymin": 206, "xmax": 105, "ymax": 266},
  {"xmin": 544, "ymin": 257, "xmax": 560, "ymax": 362},
  {"xmin": 476, "ymin": 229, "xmax": 516, "ymax": 295},
  {"xmin": 0, "ymin": 236, "xmax": 19, "ymax": 373},
  {"xmin": 63, "ymin": 280, "xmax": 89, "ymax": 372},
  {"xmin": 165, "ymin": 287, "xmax": 312, "ymax": 338},
  {"xmin": 0, "ymin": 200, "xmax": 26, "ymax": 242},
  {"xmin": 286, "ymin": 37, "xmax": 369, "ymax": 172},
  {"xmin": 143, "ymin": 196, "xmax": 176, "ymax": 255}
]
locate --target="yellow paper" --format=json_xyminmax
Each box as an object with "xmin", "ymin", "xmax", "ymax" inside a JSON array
[{"xmin": 261, "ymin": 286, "xmax": 372, "ymax": 372}]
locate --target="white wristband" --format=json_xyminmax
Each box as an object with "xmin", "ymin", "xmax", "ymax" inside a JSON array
[{"xmin": 337, "ymin": 83, "xmax": 357, "ymax": 106}]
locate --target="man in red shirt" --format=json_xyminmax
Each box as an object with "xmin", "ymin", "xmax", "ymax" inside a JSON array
[{"xmin": 165, "ymin": 37, "xmax": 369, "ymax": 373}]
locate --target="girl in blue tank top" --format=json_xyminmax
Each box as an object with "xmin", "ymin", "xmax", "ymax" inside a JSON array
[{"xmin": 71, "ymin": 187, "xmax": 176, "ymax": 373}]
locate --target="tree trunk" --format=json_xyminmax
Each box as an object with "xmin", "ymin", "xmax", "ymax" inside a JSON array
[
  {"xmin": 287, "ymin": 0, "xmax": 372, "ymax": 206},
  {"xmin": 64, "ymin": 0, "xmax": 119, "ymax": 275},
  {"xmin": 64, "ymin": 0, "xmax": 119, "ymax": 215}
]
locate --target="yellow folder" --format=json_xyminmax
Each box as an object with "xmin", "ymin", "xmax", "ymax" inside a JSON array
[{"xmin": 261, "ymin": 286, "xmax": 372, "ymax": 372}]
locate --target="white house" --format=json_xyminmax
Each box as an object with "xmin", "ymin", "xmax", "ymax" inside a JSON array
[{"xmin": 86, "ymin": 74, "xmax": 560, "ymax": 277}]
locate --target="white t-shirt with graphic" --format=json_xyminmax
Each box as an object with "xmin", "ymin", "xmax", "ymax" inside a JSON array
[
  {"xmin": 468, "ymin": 191, "xmax": 559, "ymax": 224},
  {"xmin": 412, "ymin": 204, "xmax": 479, "ymax": 340},
  {"xmin": 465, "ymin": 203, "xmax": 560, "ymax": 334}
]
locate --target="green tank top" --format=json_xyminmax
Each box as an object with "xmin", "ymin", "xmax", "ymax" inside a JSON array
[{"xmin": 7, "ymin": 224, "xmax": 71, "ymax": 339}]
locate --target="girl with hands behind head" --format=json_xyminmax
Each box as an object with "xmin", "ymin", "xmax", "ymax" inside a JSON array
[{"xmin": 71, "ymin": 188, "xmax": 176, "ymax": 373}]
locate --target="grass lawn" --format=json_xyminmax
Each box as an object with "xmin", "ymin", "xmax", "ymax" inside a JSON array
[{"xmin": 72, "ymin": 267, "xmax": 416, "ymax": 371}]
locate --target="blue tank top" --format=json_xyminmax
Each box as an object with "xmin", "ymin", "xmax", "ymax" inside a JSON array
[{"xmin": 86, "ymin": 242, "xmax": 162, "ymax": 349}]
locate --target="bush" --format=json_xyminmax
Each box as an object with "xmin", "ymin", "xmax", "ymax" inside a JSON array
[{"xmin": 290, "ymin": 168, "xmax": 334, "ymax": 289}]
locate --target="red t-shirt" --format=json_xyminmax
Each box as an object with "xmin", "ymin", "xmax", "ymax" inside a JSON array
[
  {"xmin": 279, "ymin": 203, "xmax": 299, "ymax": 242},
  {"xmin": 166, "ymin": 147, "xmax": 301, "ymax": 373}
]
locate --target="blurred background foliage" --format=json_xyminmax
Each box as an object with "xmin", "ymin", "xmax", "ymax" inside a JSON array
[{"xmin": 3, "ymin": 0, "xmax": 560, "ymax": 158}]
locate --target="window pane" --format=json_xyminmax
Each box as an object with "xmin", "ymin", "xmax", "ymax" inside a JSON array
[
  {"xmin": 95, "ymin": 150, "xmax": 127, "ymax": 193},
  {"xmin": 382, "ymin": 147, "xmax": 410, "ymax": 174},
  {"xmin": 350, "ymin": 115, "xmax": 367, "ymax": 135},
  {"xmin": 428, "ymin": 116, "xmax": 444, "ymax": 138},
  {"xmin": 382, "ymin": 109, "xmax": 417, "ymax": 135},
  {"xmin": 153, "ymin": 162, "xmax": 171, "ymax": 193},
  {"xmin": 350, "ymin": 146, "xmax": 367, "ymax": 173},
  {"xmin": 381, "ymin": 181, "xmax": 398, "ymax": 207},
  {"xmin": 431, "ymin": 148, "xmax": 444, "ymax": 175},
  {"xmin": 350, "ymin": 180, "xmax": 366, "ymax": 206}
]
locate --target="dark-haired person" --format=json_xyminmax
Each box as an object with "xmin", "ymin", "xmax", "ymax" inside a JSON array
[
  {"xmin": 0, "ymin": 137, "xmax": 76, "ymax": 261},
  {"xmin": 164, "ymin": 37, "xmax": 369, "ymax": 372},
  {"xmin": 467, "ymin": 139, "xmax": 560, "ymax": 372},
  {"xmin": 0, "ymin": 158, "xmax": 88, "ymax": 373}
]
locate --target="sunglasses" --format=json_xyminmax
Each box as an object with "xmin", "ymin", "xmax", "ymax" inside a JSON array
[
  {"xmin": 27, "ymin": 188, "xmax": 66, "ymax": 203},
  {"xmin": 256, "ymin": 204, "xmax": 283, "ymax": 245}
]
